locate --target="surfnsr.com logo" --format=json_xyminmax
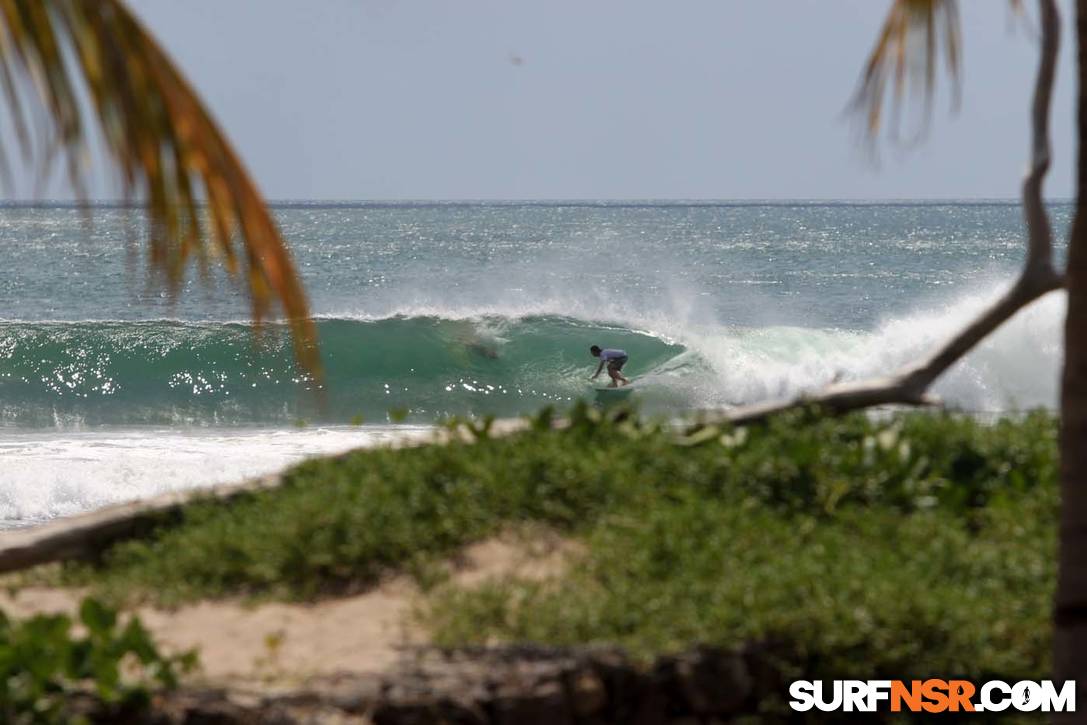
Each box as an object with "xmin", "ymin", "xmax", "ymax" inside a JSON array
[{"xmin": 789, "ymin": 680, "xmax": 1075, "ymax": 714}]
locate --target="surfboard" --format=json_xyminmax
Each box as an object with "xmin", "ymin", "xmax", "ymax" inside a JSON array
[{"xmin": 593, "ymin": 385, "xmax": 635, "ymax": 400}]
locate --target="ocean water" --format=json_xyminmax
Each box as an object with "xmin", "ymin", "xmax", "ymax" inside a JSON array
[{"xmin": 0, "ymin": 201, "xmax": 1069, "ymax": 525}]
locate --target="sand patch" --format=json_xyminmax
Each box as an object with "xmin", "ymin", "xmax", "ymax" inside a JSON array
[{"xmin": 0, "ymin": 529, "xmax": 577, "ymax": 685}]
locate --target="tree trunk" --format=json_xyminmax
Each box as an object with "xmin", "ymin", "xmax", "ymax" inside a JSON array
[{"xmin": 1055, "ymin": 0, "xmax": 1087, "ymax": 696}]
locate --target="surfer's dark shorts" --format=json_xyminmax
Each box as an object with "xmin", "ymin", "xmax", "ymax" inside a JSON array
[{"xmin": 607, "ymin": 356, "xmax": 628, "ymax": 372}]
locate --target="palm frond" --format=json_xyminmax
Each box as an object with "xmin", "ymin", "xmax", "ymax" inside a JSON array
[
  {"xmin": 0, "ymin": 0, "xmax": 320, "ymax": 377},
  {"xmin": 856, "ymin": 0, "xmax": 1026, "ymax": 140},
  {"xmin": 854, "ymin": 0, "xmax": 1029, "ymax": 140},
  {"xmin": 853, "ymin": 0, "xmax": 963, "ymax": 140}
]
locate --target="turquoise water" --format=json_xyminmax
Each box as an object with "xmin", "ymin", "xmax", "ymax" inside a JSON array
[
  {"xmin": 0, "ymin": 200, "xmax": 1069, "ymax": 523},
  {"xmin": 0, "ymin": 316, "xmax": 681, "ymax": 426},
  {"xmin": 1, "ymin": 201, "xmax": 1070, "ymax": 425}
]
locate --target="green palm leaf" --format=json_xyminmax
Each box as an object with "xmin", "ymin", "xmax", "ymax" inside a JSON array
[{"xmin": 0, "ymin": 0, "xmax": 320, "ymax": 377}]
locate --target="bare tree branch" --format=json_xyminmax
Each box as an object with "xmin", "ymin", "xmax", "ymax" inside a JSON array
[{"xmin": 720, "ymin": 0, "xmax": 1063, "ymax": 427}]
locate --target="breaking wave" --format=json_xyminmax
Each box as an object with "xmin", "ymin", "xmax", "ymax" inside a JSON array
[{"xmin": 0, "ymin": 286, "xmax": 1063, "ymax": 428}]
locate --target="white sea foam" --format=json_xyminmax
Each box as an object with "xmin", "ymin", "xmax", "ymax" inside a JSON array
[
  {"xmin": 0, "ymin": 425, "xmax": 432, "ymax": 527},
  {"xmin": 651, "ymin": 284, "xmax": 1064, "ymax": 412}
]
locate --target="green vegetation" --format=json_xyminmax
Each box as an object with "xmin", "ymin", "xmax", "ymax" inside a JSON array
[
  {"xmin": 67, "ymin": 405, "xmax": 1057, "ymax": 682},
  {"xmin": 423, "ymin": 408, "xmax": 1056, "ymax": 682},
  {"xmin": 428, "ymin": 487, "xmax": 1052, "ymax": 678},
  {"xmin": 1, "ymin": 597, "xmax": 194, "ymax": 723}
]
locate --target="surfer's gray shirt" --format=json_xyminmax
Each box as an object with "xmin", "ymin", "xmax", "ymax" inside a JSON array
[{"xmin": 600, "ymin": 348, "xmax": 627, "ymax": 361}]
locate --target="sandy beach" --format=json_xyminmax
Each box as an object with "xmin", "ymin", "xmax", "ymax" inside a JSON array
[{"xmin": 0, "ymin": 530, "xmax": 577, "ymax": 686}]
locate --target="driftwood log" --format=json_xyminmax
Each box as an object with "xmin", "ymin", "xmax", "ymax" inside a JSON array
[
  {"xmin": 0, "ymin": 421, "xmax": 531, "ymax": 575},
  {"xmin": 0, "ymin": 475, "xmax": 282, "ymax": 575}
]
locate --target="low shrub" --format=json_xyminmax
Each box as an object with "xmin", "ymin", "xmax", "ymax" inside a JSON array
[
  {"xmin": 74, "ymin": 405, "xmax": 1057, "ymax": 610},
  {"xmin": 0, "ymin": 597, "xmax": 195, "ymax": 723}
]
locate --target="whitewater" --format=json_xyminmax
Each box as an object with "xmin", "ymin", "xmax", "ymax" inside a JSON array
[{"xmin": 0, "ymin": 201, "xmax": 1070, "ymax": 525}]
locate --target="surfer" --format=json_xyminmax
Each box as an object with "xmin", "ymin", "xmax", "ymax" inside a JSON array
[{"xmin": 589, "ymin": 345, "xmax": 631, "ymax": 387}]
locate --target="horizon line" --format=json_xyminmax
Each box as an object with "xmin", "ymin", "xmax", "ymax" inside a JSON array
[{"xmin": 0, "ymin": 196, "xmax": 1074, "ymax": 207}]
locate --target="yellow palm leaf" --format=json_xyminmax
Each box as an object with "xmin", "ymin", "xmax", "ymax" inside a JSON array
[
  {"xmin": 853, "ymin": 0, "xmax": 962, "ymax": 138},
  {"xmin": 0, "ymin": 0, "xmax": 320, "ymax": 378},
  {"xmin": 855, "ymin": 0, "xmax": 1025, "ymax": 138}
]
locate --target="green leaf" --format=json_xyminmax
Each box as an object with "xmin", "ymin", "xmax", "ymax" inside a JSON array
[{"xmin": 79, "ymin": 597, "xmax": 116, "ymax": 635}]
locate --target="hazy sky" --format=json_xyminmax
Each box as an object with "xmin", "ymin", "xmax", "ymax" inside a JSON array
[{"xmin": 16, "ymin": 1, "xmax": 1085, "ymax": 200}]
